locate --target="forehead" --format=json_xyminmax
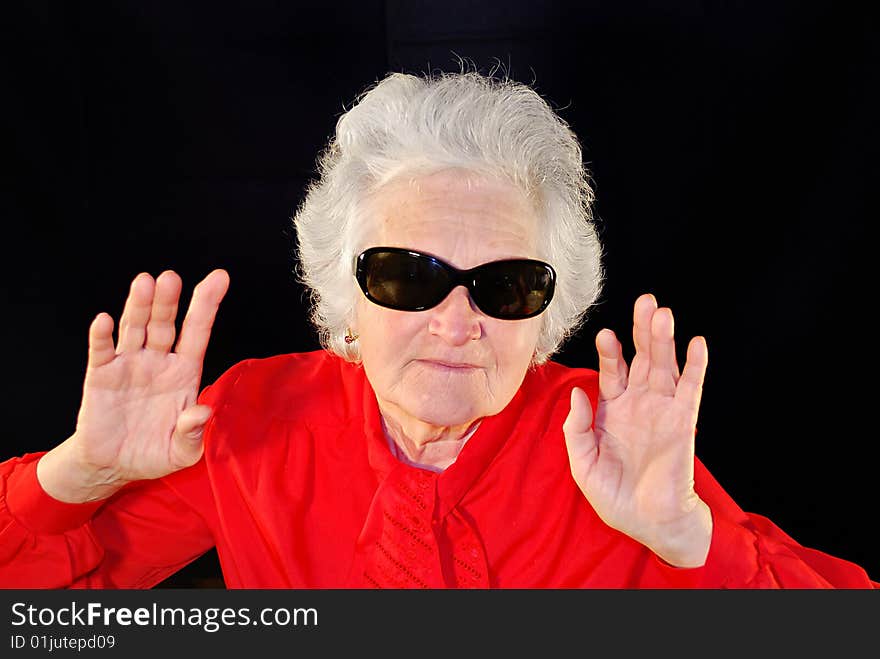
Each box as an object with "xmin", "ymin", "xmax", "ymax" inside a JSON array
[{"xmin": 364, "ymin": 169, "xmax": 539, "ymax": 260}]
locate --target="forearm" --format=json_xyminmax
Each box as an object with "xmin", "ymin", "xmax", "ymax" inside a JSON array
[{"xmin": 1, "ymin": 452, "xmax": 215, "ymax": 588}]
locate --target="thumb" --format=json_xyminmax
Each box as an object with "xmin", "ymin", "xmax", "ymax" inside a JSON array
[
  {"xmin": 170, "ymin": 404, "xmax": 213, "ymax": 469},
  {"xmin": 563, "ymin": 387, "xmax": 597, "ymax": 483}
]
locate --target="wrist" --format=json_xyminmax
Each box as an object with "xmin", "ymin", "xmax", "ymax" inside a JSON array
[
  {"xmin": 36, "ymin": 437, "xmax": 129, "ymax": 504},
  {"xmin": 647, "ymin": 500, "xmax": 713, "ymax": 568}
]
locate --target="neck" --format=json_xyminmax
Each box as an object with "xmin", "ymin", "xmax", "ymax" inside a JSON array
[{"xmin": 378, "ymin": 401, "xmax": 480, "ymax": 472}]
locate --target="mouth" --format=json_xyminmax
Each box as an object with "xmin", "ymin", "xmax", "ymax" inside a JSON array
[{"xmin": 417, "ymin": 359, "xmax": 481, "ymax": 371}]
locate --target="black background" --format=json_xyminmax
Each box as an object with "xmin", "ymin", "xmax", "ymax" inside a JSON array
[{"xmin": 3, "ymin": 1, "xmax": 877, "ymax": 586}]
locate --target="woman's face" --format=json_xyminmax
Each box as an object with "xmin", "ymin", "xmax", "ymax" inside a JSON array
[{"xmin": 356, "ymin": 169, "xmax": 544, "ymax": 430}]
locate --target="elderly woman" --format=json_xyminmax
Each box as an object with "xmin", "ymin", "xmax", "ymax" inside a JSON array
[{"xmin": 0, "ymin": 71, "xmax": 875, "ymax": 588}]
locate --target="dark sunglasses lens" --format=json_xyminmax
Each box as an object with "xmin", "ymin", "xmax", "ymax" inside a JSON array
[
  {"xmin": 364, "ymin": 251, "xmax": 450, "ymax": 310},
  {"xmin": 473, "ymin": 261, "xmax": 554, "ymax": 318}
]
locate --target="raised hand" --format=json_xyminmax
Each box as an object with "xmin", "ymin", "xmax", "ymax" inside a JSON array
[
  {"xmin": 563, "ymin": 293, "xmax": 712, "ymax": 567},
  {"xmin": 37, "ymin": 269, "xmax": 230, "ymax": 503}
]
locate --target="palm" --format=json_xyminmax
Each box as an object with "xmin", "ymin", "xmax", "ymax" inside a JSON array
[
  {"xmin": 564, "ymin": 294, "xmax": 709, "ymax": 559},
  {"xmin": 580, "ymin": 380, "xmax": 698, "ymax": 533},
  {"xmin": 77, "ymin": 350, "xmax": 204, "ymax": 480}
]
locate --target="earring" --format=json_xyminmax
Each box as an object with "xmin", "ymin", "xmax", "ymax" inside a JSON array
[{"xmin": 344, "ymin": 328, "xmax": 359, "ymax": 344}]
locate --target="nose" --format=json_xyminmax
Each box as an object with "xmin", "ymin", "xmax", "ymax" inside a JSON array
[{"xmin": 427, "ymin": 285, "xmax": 482, "ymax": 345}]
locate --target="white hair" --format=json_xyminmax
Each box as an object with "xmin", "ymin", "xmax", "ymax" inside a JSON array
[{"xmin": 292, "ymin": 70, "xmax": 604, "ymax": 365}]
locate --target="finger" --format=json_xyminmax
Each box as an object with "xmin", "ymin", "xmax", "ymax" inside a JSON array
[
  {"xmin": 87, "ymin": 313, "xmax": 117, "ymax": 369},
  {"xmin": 175, "ymin": 269, "xmax": 231, "ymax": 363},
  {"xmin": 116, "ymin": 273, "xmax": 156, "ymax": 353},
  {"xmin": 563, "ymin": 387, "xmax": 598, "ymax": 486},
  {"xmin": 648, "ymin": 307, "xmax": 679, "ymax": 395},
  {"xmin": 145, "ymin": 270, "xmax": 183, "ymax": 353},
  {"xmin": 169, "ymin": 404, "xmax": 213, "ymax": 469},
  {"xmin": 632, "ymin": 293, "xmax": 657, "ymax": 354},
  {"xmin": 674, "ymin": 336, "xmax": 708, "ymax": 424},
  {"xmin": 596, "ymin": 328, "xmax": 628, "ymax": 401},
  {"xmin": 629, "ymin": 293, "xmax": 657, "ymax": 388}
]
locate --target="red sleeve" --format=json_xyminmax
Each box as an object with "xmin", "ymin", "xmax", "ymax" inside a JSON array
[
  {"xmin": 0, "ymin": 453, "xmax": 214, "ymax": 589},
  {"xmin": 0, "ymin": 366, "xmax": 246, "ymax": 590},
  {"xmin": 0, "ymin": 454, "xmax": 105, "ymax": 588},
  {"xmin": 636, "ymin": 458, "xmax": 878, "ymax": 588}
]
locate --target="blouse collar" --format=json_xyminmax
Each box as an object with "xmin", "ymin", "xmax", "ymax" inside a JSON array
[{"xmin": 361, "ymin": 366, "xmax": 532, "ymax": 521}]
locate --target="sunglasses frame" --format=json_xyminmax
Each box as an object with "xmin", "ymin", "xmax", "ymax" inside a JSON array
[{"xmin": 353, "ymin": 246, "xmax": 556, "ymax": 320}]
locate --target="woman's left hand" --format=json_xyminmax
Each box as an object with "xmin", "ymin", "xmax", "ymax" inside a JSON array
[{"xmin": 563, "ymin": 293, "xmax": 713, "ymax": 567}]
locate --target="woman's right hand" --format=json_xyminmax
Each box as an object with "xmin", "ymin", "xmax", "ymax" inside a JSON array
[{"xmin": 37, "ymin": 269, "xmax": 230, "ymax": 503}]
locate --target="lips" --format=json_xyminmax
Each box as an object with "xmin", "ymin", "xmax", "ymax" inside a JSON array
[{"xmin": 419, "ymin": 359, "xmax": 480, "ymax": 370}]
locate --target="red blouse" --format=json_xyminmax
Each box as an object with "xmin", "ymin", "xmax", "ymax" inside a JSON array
[{"xmin": 0, "ymin": 350, "xmax": 876, "ymax": 588}]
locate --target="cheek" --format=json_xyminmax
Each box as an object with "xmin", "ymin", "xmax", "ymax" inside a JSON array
[
  {"xmin": 493, "ymin": 319, "xmax": 542, "ymax": 366},
  {"xmin": 357, "ymin": 301, "xmax": 421, "ymax": 365}
]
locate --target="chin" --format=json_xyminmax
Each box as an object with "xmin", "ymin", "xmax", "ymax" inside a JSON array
[{"xmin": 404, "ymin": 392, "xmax": 486, "ymax": 427}]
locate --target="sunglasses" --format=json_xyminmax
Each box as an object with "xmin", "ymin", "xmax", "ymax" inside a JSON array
[{"xmin": 354, "ymin": 247, "xmax": 556, "ymax": 320}]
